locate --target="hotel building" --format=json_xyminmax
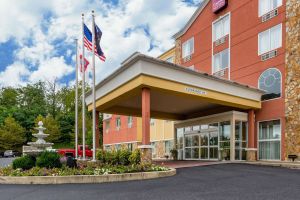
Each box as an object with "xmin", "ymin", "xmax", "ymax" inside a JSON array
[{"xmin": 86, "ymin": 0, "xmax": 300, "ymax": 162}]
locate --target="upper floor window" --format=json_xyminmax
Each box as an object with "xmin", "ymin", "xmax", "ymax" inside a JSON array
[
  {"xmin": 258, "ymin": 68, "xmax": 281, "ymax": 100},
  {"xmin": 127, "ymin": 116, "xmax": 133, "ymax": 128},
  {"xmin": 105, "ymin": 120, "xmax": 110, "ymax": 132},
  {"xmin": 116, "ymin": 117, "xmax": 121, "ymax": 130},
  {"xmin": 182, "ymin": 37, "xmax": 194, "ymax": 58},
  {"xmin": 213, "ymin": 49, "xmax": 229, "ymax": 73},
  {"xmin": 258, "ymin": 24, "xmax": 282, "ymax": 55},
  {"xmin": 259, "ymin": 0, "xmax": 282, "ymax": 17},
  {"xmin": 213, "ymin": 15, "xmax": 230, "ymax": 42}
]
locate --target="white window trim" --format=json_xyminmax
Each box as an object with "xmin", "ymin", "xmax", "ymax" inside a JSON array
[
  {"xmin": 182, "ymin": 37, "xmax": 194, "ymax": 58},
  {"xmin": 258, "ymin": 23, "xmax": 282, "ymax": 56},
  {"xmin": 116, "ymin": 117, "xmax": 121, "ymax": 130},
  {"xmin": 212, "ymin": 14, "xmax": 230, "ymax": 42},
  {"xmin": 258, "ymin": 67, "xmax": 282, "ymax": 102},
  {"xmin": 257, "ymin": 118, "xmax": 282, "ymax": 161},
  {"xmin": 258, "ymin": 0, "xmax": 283, "ymax": 17},
  {"xmin": 212, "ymin": 12, "xmax": 231, "ymax": 79},
  {"xmin": 213, "ymin": 49, "xmax": 230, "ymax": 74}
]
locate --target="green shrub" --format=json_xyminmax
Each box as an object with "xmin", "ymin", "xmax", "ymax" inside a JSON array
[
  {"xmin": 36, "ymin": 151, "xmax": 62, "ymax": 169},
  {"xmin": 12, "ymin": 155, "xmax": 36, "ymax": 170},
  {"xmin": 111, "ymin": 150, "xmax": 120, "ymax": 165},
  {"xmin": 129, "ymin": 149, "xmax": 141, "ymax": 165},
  {"xmin": 96, "ymin": 149, "xmax": 105, "ymax": 163},
  {"xmin": 119, "ymin": 149, "xmax": 131, "ymax": 165}
]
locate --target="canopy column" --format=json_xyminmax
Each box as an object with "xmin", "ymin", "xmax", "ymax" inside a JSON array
[
  {"xmin": 247, "ymin": 110, "xmax": 257, "ymax": 161},
  {"xmin": 139, "ymin": 87, "xmax": 152, "ymax": 164}
]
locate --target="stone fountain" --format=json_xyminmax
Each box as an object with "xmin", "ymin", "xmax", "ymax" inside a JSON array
[{"xmin": 23, "ymin": 121, "xmax": 53, "ymax": 156}]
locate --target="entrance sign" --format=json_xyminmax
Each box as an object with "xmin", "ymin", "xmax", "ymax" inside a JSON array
[
  {"xmin": 185, "ymin": 87, "xmax": 207, "ymax": 95},
  {"xmin": 212, "ymin": 0, "xmax": 228, "ymax": 13}
]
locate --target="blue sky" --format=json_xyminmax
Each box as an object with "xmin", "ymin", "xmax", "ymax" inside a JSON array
[{"xmin": 0, "ymin": 0, "xmax": 202, "ymax": 88}]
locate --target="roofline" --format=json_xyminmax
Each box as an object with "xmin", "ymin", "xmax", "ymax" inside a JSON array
[
  {"xmin": 172, "ymin": 0, "xmax": 210, "ymax": 39},
  {"xmin": 157, "ymin": 46, "xmax": 175, "ymax": 59},
  {"xmin": 86, "ymin": 52, "xmax": 264, "ymax": 97}
]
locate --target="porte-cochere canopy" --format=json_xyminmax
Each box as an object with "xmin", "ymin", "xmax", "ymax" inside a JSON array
[{"xmin": 85, "ymin": 53, "xmax": 263, "ymax": 120}]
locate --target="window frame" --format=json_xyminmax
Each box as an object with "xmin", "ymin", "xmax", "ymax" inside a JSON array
[
  {"xmin": 105, "ymin": 120, "xmax": 110, "ymax": 133},
  {"xmin": 213, "ymin": 14, "xmax": 230, "ymax": 42},
  {"xmin": 127, "ymin": 116, "xmax": 133, "ymax": 128},
  {"xmin": 257, "ymin": 119, "xmax": 281, "ymax": 161},
  {"xmin": 258, "ymin": 67, "xmax": 282, "ymax": 101},
  {"xmin": 258, "ymin": 24, "xmax": 282, "ymax": 55},
  {"xmin": 258, "ymin": 0, "xmax": 282, "ymax": 17},
  {"xmin": 182, "ymin": 37, "xmax": 194, "ymax": 58},
  {"xmin": 116, "ymin": 117, "xmax": 121, "ymax": 130},
  {"xmin": 213, "ymin": 48, "xmax": 230, "ymax": 73}
]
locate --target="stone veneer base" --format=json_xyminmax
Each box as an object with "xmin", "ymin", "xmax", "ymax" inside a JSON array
[{"xmin": 0, "ymin": 168, "xmax": 176, "ymax": 185}]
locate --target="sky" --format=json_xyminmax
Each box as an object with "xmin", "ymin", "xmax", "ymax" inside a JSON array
[{"xmin": 0, "ymin": 0, "xmax": 202, "ymax": 88}]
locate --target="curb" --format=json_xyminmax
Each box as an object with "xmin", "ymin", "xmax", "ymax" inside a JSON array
[{"xmin": 0, "ymin": 168, "xmax": 176, "ymax": 184}]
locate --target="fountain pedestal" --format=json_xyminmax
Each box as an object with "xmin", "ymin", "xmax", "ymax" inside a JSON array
[{"xmin": 23, "ymin": 121, "xmax": 53, "ymax": 156}]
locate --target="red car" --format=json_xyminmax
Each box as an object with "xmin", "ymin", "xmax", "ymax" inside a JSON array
[{"xmin": 58, "ymin": 145, "xmax": 93, "ymax": 158}]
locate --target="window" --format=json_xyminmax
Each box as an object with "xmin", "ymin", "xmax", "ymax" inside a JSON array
[
  {"xmin": 127, "ymin": 143, "xmax": 133, "ymax": 151},
  {"xmin": 166, "ymin": 56, "xmax": 174, "ymax": 63},
  {"xmin": 116, "ymin": 117, "xmax": 121, "ymax": 130},
  {"xmin": 115, "ymin": 144, "xmax": 121, "ymax": 151},
  {"xmin": 182, "ymin": 37, "xmax": 194, "ymax": 58},
  {"xmin": 259, "ymin": 0, "xmax": 282, "ymax": 17},
  {"xmin": 213, "ymin": 15, "xmax": 230, "ymax": 41},
  {"xmin": 105, "ymin": 120, "xmax": 110, "ymax": 132},
  {"xmin": 165, "ymin": 141, "xmax": 173, "ymax": 154},
  {"xmin": 258, "ymin": 24, "xmax": 282, "ymax": 55},
  {"xmin": 259, "ymin": 120, "xmax": 281, "ymax": 160},
  {"xmin": 259, "ymin": 68, "xmax": 281, "ymax": 100},
  {"xmin": 150, "ymin": 118, "xmax": 155, "ymax": 126},
  {"xmin": 213, "ymin": 49, "xmax": 229, "ymax": 72},
  {"xmin": 127, "ymin": 116, "xmax": 133, "ymax": 128}
]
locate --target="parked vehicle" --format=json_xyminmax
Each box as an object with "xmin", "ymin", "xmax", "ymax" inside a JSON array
[
  {"xmin": 4, "ymin": 150, "xmax": 22, "ymax": 157},
  {"xmin": 0, "ymin": 151, "xmax": 4, "ymax": 157},
  {"xmin": 58, "ymin": 145, "xmax": 93, "ymax": 158}
]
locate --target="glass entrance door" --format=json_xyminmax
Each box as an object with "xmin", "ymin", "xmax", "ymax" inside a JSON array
[{"xmin": 184, "ymin": 131, "xmax": 219, "ymax": 160}]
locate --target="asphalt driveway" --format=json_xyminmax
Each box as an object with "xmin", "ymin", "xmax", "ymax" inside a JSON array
[{"xmin": 0, "ymin": 164, "xmax": 299, "ymax": 200}]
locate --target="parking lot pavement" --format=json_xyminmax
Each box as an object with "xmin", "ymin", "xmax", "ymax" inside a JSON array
[
  {"xmin": 0, "ymin": 163, "xmax": 299, "ymax": 200},
  {"xmin": 0, "ymin": 157, "xmax": 15, "ymax": 168}
]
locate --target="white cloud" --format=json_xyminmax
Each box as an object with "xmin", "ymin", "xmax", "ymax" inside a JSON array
[
  {"xmin": 0, "ymin": 0, "xmax": 199, "ymax": 87},
  {"xmin": 0, "ymin": 62, "xmax": 30, "ymax": 87},
  {"xmin": 29, "ymin": 56, "xmax": 74, "ymax": 83}
]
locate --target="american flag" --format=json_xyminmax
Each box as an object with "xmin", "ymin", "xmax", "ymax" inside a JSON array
[{"xmin": 84, "ymin": 23, "xmax": 106, "ymax": 61}]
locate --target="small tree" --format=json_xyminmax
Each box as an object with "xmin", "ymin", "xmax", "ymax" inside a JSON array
[{"xmin": 0, "ymin": 116, "xmax": 26, "ymax": 151}]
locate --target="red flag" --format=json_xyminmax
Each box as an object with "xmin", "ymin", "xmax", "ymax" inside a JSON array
[{"xmin": 79, "ymin": 55, "xmax": 89, "ymax": 72}]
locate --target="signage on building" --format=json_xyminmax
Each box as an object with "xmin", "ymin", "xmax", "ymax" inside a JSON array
[
  {"xmin": 185, "ymin": 87, "xmax": 207, "ymax": 95},
  {"xmin": 212, "ymin": 0, "xmax": 228, "ymax": 13}
]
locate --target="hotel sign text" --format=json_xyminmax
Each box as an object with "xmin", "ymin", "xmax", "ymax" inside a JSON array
[
  {"xmin": 212, "ymin": 0, "xmax": 228, "ymax": 13},
  {"xmin": 185, "ymin": 87, "xmax": 207, "ymax": 95}
]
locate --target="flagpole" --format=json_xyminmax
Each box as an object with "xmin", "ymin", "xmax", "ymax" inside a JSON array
[
  {"xmin": 75, "ymin": 38, "xmax": 78, "ymax": 159},
  {"xmin": 81, "ymin": 13, "xmax": 86, "ymax": 160},
  {"xmin": 91, "ymin": 10, "xmax": 96, "ymax": 161}
]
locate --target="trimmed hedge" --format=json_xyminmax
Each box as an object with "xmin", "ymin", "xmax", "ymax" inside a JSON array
[
  {"xmin": 12, "ymin": 155, "xmax": 36, "ymax": 170},
  {"xmin": 36, "ymin": 151, "xmax": 62, "ymax": 169},
  {"xmin": 96, "ymin": 149, "xmax": 141, "ymax": 165}
]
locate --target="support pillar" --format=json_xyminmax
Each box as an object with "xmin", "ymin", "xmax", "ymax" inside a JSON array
[
  {"xmin": 246, "ymin": 110, "xmax": 257, "ymax": 161},
  {"xmin": 230, "ymin": 116, "xmax": 235, "ymax": 161},
  {"xmin": 139, "ymin": 88, "xmax": 152, "ymax": 164},
  {"xmin": 95, "ymin": 111, "xmax": 100, "ymax": 149}
]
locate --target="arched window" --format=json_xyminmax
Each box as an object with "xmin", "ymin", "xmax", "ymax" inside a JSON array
[{"xmin": 258, "ymin": 68, "xmax": 281, "ymax": 100}]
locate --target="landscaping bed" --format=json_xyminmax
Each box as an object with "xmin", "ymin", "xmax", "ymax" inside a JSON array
[{"xmin": 0, "ymin": 149, "xmax": 170, "ymax": 177}]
